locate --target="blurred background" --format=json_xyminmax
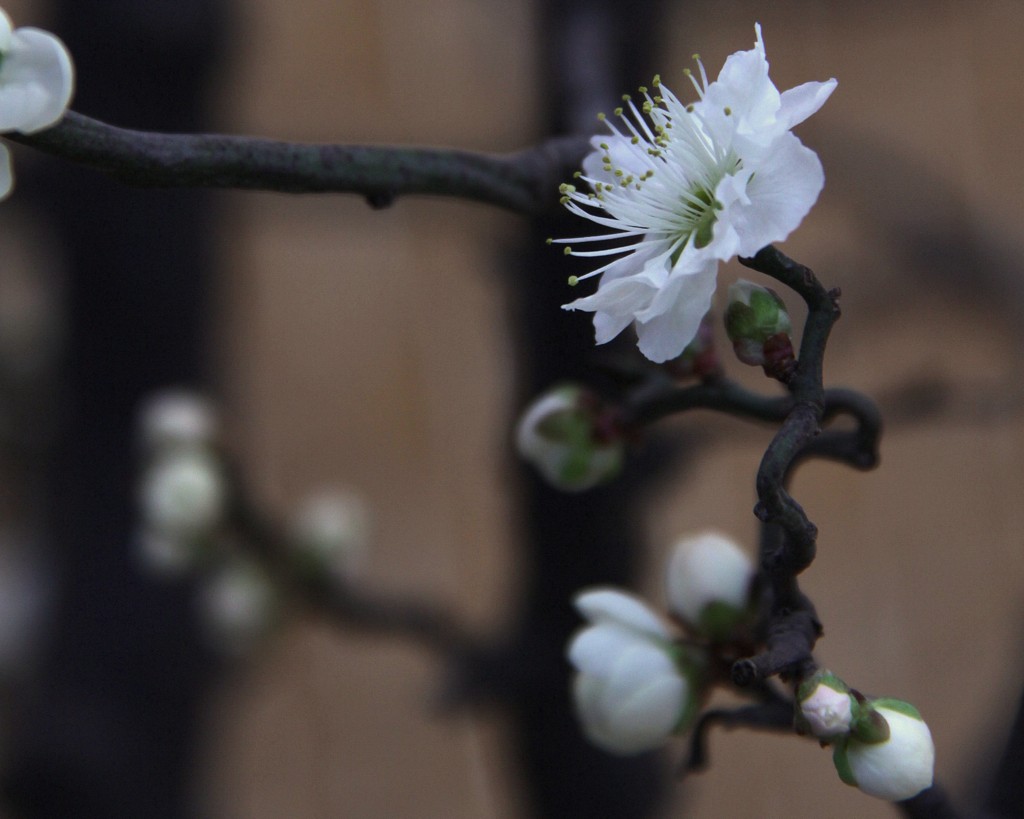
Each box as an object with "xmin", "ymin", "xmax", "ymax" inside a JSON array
[{"xmin": 0, "ymin": 0, "xmax": 1021, "ymax": 817}]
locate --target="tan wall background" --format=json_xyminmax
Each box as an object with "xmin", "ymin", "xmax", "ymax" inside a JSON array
[{"xmin": 7, "ymin": 1, "xmax": 1024, "ymax": 817}]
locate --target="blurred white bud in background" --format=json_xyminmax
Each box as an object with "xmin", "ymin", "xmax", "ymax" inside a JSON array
[
  {"xmin": 289, "ymin": 488, "xmax": 369, "ymax": 580},
  {"xmin": 198, "ymin": 559, "xmax": 276, "ymax": 656},
  {"xmin": 137, "ymin": 389, "xmax": 218, "ymax": 455}
]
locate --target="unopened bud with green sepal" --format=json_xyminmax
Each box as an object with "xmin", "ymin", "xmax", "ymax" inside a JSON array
[
  {"xmin": 724, "ymin": 280, "xmax": 794, "ymax": 374},
  {"xmin": 796, "ymin": 670, "xmax": 854, "ymax": 740},
  {"xmin": 665, "ymin": 531, "xmax": 755, "ymax": 641},
  {"xmin": 831, "ymin": 697, "xmax": 935, "ymax": 802},
  {"xmin": 515, "ymin": 384, "xmax": 624, "ymax": 492}
]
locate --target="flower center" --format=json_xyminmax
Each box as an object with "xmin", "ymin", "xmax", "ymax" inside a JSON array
[{"xmin": 680, "ymin": 183, "xmax": 721, "ymax": 250}]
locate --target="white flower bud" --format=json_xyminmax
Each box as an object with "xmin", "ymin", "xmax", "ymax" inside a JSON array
[
  {"xmin": 290, "ymin": 489, "xmax": 369, "ymax": 579},
  {"xmin": 139, "ymin": 452, "xmax": 225, "ymax": 541},
  {"xmin": 0, "ymin": 8, "xmax": 75, "ymax": 200},
  {"xmin": 137, "ymin": 390, "xmax": 218, "ymax": 454},
  {"xmin": 199, "ymin": 560, "xmax": 276, "ymax": 656},
  {"xmin": 567, "ymin": 589, "xmax": 694, "ymax": 755},
  {"xmin": 798, "ymin": 671, "xmax": 853, "ymax": 739},
  {"xmin": 833, "ymin": 701, "xmax": 935, "ymax": 802},
  {"xmin": 515, "ymin": 385, "xmax": 623, "ymax": 493},
  {"xmin": 666, "ymin": 531, "xmax": 754, "ymax": 640}
]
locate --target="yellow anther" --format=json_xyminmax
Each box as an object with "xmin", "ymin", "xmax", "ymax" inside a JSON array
[
  {"xmin": 573, "ymin": 171, "xmax": 582, "ymax": 178},
  {"xmin": 559, "ymin": 196, "xmax": 570, "ymax": 205},
  {"xmin": 545, "ymin": 237, "xmax": 553, "ymax": 245},
  {"xmin": 652, "ymin": 74, "xmax": 661, "ymax": 86},
  {"xmin": 621, "ymin": 93, "xmax": 632, "ymax": 102},
  {"xmin": 638, "ymin": 85, "xmax": 648, "ymax": 94},
  {"xmin": 613, "ymin": 106, "xmax": 624, "ymax": 116},
  {"xmin": 567, "ymin": 275, "xmax": 579, "ymax": 286},
  {"xmin": 691, "ymin": 53, "xmax": 700, "ymax": 61},
  {"xmin": 563, "ymin": 247, "xmax": 573, "ymax": 256},
  {"xmin": 642, "ymin": 101, "xmax": 653, "ymax": 114},
  {"xmin": 597, "ymin": 112, "xmax": 606, "ymax": 121},
  {"xmin": 724, "ymin": 106, "xmax": 732, "ymax": 116},
  {"xmin": 631, "ymin": 136, "xmax": 639, "ymax": 144}
]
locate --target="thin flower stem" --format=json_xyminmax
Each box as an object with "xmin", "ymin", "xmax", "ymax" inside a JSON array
[{"xmin": 8, "ymin": 111, "xmax": 590, "ymax": 215}]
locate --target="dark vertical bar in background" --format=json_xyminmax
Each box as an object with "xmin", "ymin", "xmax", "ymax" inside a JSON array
[
  {"xmin": 4, "ymin": 2, "xmax": 229, "ymax": 817},
  {"xmin": 506, "ymin": 1, "xmax": 674, "ymax": 816}
]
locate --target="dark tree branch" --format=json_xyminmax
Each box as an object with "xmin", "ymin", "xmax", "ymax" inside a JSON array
[
  {"xmin": 9, "ymin": 112, "xmax": 590, "ymax": 215},
  {"xmin": 682, "ymin": 691, "xmax": 794, "ymax": 774}
]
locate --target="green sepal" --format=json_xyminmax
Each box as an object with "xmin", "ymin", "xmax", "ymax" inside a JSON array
[
  {"xmin": 725, "ymin": 301, "xmax": 756, "ymax": 340},
  {"xmin": 696, "ymin": 600, "xmax": 746, "ymax": 643},
  {"xmin": 796, "ymin": 670, "xmax": 849, "ymax": 704},
  {"xmin": 850, "ymin": 702, "xmax": 891, "ymax": 745},
  {"xmin": 667, "ymin": 643, "xmax": 709, "ymax": 734},
  {"xmin": 869, "ymin": 698, "xmax": 923, "ymax": 721},
  {"xmin": 832, "ymin": 741, "xmax": 857, "ymax": 788}
]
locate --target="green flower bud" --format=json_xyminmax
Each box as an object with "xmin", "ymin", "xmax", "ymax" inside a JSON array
[{"xmin": 724, "ymin": 280, "xmax": 793, "ymax": 370}]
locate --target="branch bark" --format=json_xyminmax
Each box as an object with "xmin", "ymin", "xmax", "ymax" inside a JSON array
[{"xmin": 9, "ymin": 112, "xmax": 590, "ymax": 215}]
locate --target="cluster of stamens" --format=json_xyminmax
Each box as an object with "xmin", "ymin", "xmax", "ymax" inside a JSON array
[{"xmin": 550, "ymin": 55, "xmax": 740, "ymax": 287}]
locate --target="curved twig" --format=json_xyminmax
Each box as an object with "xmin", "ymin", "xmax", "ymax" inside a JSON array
[{"xmin": 9, "ymin": 112, "xmax": 590, "ymax": 215}]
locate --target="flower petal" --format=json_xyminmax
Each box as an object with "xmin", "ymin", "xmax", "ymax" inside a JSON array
[
  {"xmin": 779, "ymin": 79, "xmax": 838, "ymax": 131},
  {"xmin": 633, "ymin": 264, "xmax": 718, "ymax": 363},
  {"xmin": 600, "ymin": 641, "xmax": 676, "ymax": 714},
  {"xmin": 0, "ymin": 28, "xmax": 74, "ymax": 132},
  {"xmin": 574, "ymin": 588, "xmax": 671, "ymax": 639},
  {"xmin": 567, "ymin": 622, "xmax": 643, "ymax": 676},
  {"xmin": 724, "ymin": 132, "xmax": 825, "ymax": 257},
  {"xmin": 600, "ymin": 673, "xmax": 685, "ymax": 754}
]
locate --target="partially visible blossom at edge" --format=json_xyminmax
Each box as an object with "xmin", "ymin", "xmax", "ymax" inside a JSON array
[
  {"xmin": 0, "ymin": 8, "xmax": 75, "ymax": 200},
  {"xmin": 553, "ymin": 24, "xmax": 835, "ymax": 362}
]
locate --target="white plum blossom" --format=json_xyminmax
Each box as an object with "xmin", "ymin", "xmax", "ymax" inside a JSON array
[
  {"xmin": 0, "ymin": 8, "xmax": 74, "ymax": 200},
  {"xmin": 567, "ymin": 589, "xmax": 695, "ymax": 755},
  {"xmin": 666, "ymin": 531, "xmax": 755, "ymax": 640},
  {"xmin": 554, "ymin": 24, "xmax": 835, "ymax": 362},
  {"xmin": 835, "ymin": 701, "xmax": 935, "ymax": 802}
]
